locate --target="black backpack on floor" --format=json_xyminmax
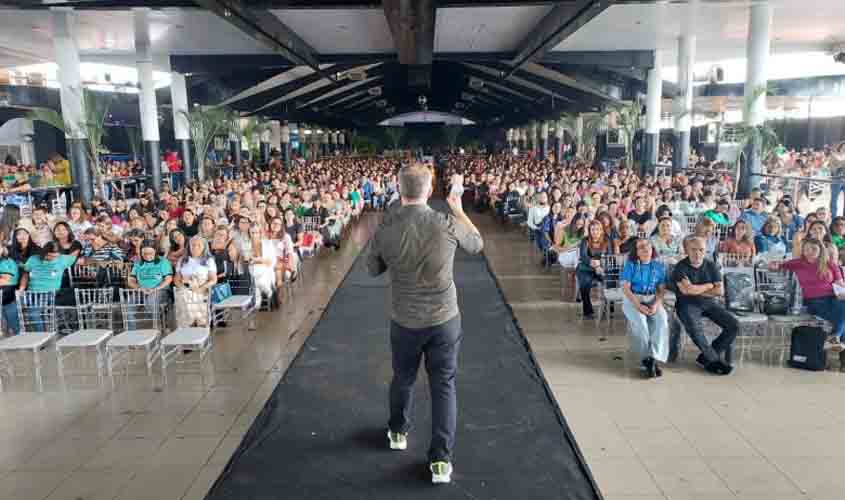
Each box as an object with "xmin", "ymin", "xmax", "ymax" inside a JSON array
[{"xmin": 789, "ymin": 326, "xmax": 827, "ymax": 371}]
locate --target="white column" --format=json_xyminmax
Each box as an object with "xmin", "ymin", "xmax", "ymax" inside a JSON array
[
  {"xmin": 744, "ymin": 2, "xmax": 772, "ymax": 126},
  {"xmin": 644, "ymin": 49, "xmax": 664, "ymax": 170},
  {"xmin": 742, "ymin": 1, "xmax": 773, "ymax": 195},
  {"xmin": 270, "ymin": 121, "xmax": 282, "ymax": 151},
  {"xmin": 134, "ymin": 9, "xmax": 159, "ymax": 143},
  {"xmin": 673, "ymin": 35, "xmax": 696, "ymax": 173},
  {"xmin": 52, "ymin": 8, "xmax": 93, "ymax": 204},
  {"xmin": 52, "ymin": 9, "xmax": 84, "ymax": 139},
  {"xmin": 134, "ymin": 8, "xmax": 161, "ymax": 191},
  {"xmin": 171, "ymin": 72, "xmax": 189, "ymax": 141}
]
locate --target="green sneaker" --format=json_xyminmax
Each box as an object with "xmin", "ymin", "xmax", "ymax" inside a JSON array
[
  {"xmin": 387, "ymin": 430, "xmax": 407, "ymax": 450},
  {"xmin": 430, "ymin": 461, "xmax": 453, "ymax": 484}
]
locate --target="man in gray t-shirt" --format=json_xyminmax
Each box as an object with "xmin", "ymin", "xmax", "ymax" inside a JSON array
[{"xmin": 368, "ymin": 164, "xmax": 483, "ymax": 485}]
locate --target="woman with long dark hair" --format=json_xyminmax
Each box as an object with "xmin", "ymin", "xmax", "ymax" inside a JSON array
[
  {"xmin": 10, "ymin": 228, "xmax": 39, "ymax": 264},
  {"xmin": 52, "ymin": 221, "xmax": 82, "ymax": 257},
  {"xmin": 576, "ymin": 220, "xmax": 614, "ymax": 319}
]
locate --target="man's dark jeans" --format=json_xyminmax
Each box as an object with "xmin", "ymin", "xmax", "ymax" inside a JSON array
[
  {"xmin": 675, "ymin": 300, "xmax": 739, "ymax": 363},
  {"xmin": 389, "ymin": 315, "xmax": 461, "ymax": 463}
]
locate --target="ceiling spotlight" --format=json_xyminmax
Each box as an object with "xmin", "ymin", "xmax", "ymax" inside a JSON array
[
  {"xmin": 418, "ymin": 95, "xmax": 428, "ymax": 111},
  {"xmin": 223, "ymin": 9, "xmax": 232, "ymax": 17}
]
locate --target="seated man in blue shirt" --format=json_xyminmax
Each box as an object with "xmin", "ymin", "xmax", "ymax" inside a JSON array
[{"xmin": 739, "ymin": 197, "xmax": 768, "ymax": 235}]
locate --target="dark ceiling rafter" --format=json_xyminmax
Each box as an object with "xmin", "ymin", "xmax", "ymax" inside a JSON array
[
  {"xmin": 476, "ymin": 60, "xmax": 612, "ymax": 108},
  {"xmin": 193, "ymin": 0, "xmax": 337, "ymax": 83},
  {"xmin": 321, "ymin": 81, "xmax": 383, "ymax": 109},
  {"xmin": 540, "ymin": 50, "xmax": 653, "ymax": 68},
  {"xmin": 382, "ymin": 0, "xmax": 436, "ymax": 89},
  {"xmin": 507, "ymin": 0, "xmax": 614, "ymax": 78}
]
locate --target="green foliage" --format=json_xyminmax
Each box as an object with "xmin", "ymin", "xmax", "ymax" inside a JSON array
[
  {"xmin": 384, "ymin": 126, "xmax": 405, "ymax": 150},
  {"xmin": 442, "ymin": 125, "xmax": 462, "ymax": 149},
  {"xmin": 580, "ymin": 113, "xmax": 604, "ymax": 161},
  {"xmin": 28, "ymin": 88, "xmax": 111, "ymax": 196},
  {"xmin": 241, "ymin": 117, "xmax": 269, "ymax": 159},
  {"xmin": 351, "ymin": 134, "xmax": 378, "ymax": 155},
  {"xmin": 608, "ymin": 101, "xmax": 643, "ymax": 168},
  {"xmin": 180, "ymin": 106, "xmax": 231, "ymax": 180},
  {"xmin": 733, "ymin": 85, "xmax": 780, "ymax": 167},
  {"xmin": 125, "ymin": 126, "xmax": 142, "ymax": 160}
]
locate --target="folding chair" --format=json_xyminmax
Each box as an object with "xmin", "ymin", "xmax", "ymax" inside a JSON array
[
  {"xmin": 107, "ymin": 289, "xmax": 163, "ymax": 376},
  {"xmin": 596, "ymin": 254, "xmax": 627, "ymax": 328},
  {"xmin": 754, "ymin": 267, "xmax": 820, "ymax": 363},
  {"xmin": 69, "ymin": 263, "xmax": 101, "ymax": 289},
  {"xmin": 212, "ymin": 276, "xmax": 257, "ymax": 330},
  {"xmin": 56, "ymin": 288, "xmax": 114, "ymax": 380},
  {"xmin": 0, "ymin": 291, "xmax": 57, "ymax": 391},
  {"xmin": 162, "ymin": 289, "xmax": 213, "ymax": 383}
]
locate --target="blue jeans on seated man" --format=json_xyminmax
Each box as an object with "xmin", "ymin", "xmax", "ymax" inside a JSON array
[
  {"xmin": 804, "ymin": 296, "xmax": 845, "ymax": 340},
  {"xmin": 389, "ymin": 315, "xmax": 461, "ymax": 463},
  {"xmin": 674, "ymin": 300, "xmax": 739, "ymax": 364},
  {"xmin": 623, "ymin": 298, "xmax": 669, "ymax": 363}
]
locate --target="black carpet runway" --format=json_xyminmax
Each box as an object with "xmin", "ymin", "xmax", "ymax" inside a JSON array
[{"xmin": 207, "ymin": 214, "xmax": 602, "ymax": 500}]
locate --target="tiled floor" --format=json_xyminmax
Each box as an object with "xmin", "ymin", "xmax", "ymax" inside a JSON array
[
  {"xmin": 479, "ymin": 213, "xmax": 845, "ymax": 500},
  {"xmin": 3, "ymin": 208, "xmax": 843, "ymax": 500},
  {"xmin": 0, "ymin": 215, "xmax": 380, "ymax": 500}
]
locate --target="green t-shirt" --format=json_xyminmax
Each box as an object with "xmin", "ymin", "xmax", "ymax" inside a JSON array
[
  {"xmin": 0, "ymin": 258, "xmax": 20, "ymax": 287},
  {"xmin": 24, "ymin": 254, "xmax": 77, "ymax": 292},
  {"xmin": 833, "ymin": 234, "xmax": 845, "ymax": 249},
  {"xmin": 703, "ymin": 210, "xmax": 730, "ymax": 226},
  {"xmin": 131, "ymin": 259, "xmax": 173, "ymax": 289}
]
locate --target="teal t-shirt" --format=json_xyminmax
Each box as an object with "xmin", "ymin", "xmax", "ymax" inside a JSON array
[
  {"xmin": 24, "ymin": 254, "xmax": 77, "ymax": 292},
  {"xmin": 131, "ymin": 259, "xmax": 173, "ymax": 289},
  {"xmin": 0, "ymin": 258, "xmax": 20, "ymax": 287}
]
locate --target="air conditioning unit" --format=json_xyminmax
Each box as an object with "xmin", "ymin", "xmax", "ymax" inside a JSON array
[
  {"xmin": 455, "ymin": 102, "xmax": 466, "ymax": 110},
  {"xmin": 376, "ymin": 99, "xmax": 387, "ymax": 107},
  {"xmin": 694, "ymin": 65, "xmax": 725, "ymax": 84},
  {"xmin": 469, "ymin": 77, "xmax": 484, "ymax": 90},
  {"xmin": 347, "ymin": 71, "xmax": 367, "ymax": 81},
  {"xmin": 368, "ymin": 87, "xmax": 382, "ymax": 96},
  {"xmin": 460, "ymin": 92, "xmax": 474, "ymax": 102},
  {"xmin": 385, "ymin": 106, "xmax": 395, "ymax": 114}
]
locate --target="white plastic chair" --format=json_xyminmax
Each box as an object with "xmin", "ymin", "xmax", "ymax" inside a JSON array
[
  {"xmin": 107, "ymin": 289, "xmax": 163, "ymax": 376},
  {"xmin": 212, "ymin": 276, "xmax": 257, "ymax": 331},
  {"xmin": 162, "ymin": 289, "xmax": 213, "ymax": 383},
  {"xmin": 0, "ymin": 291, "xmax": 57, "ymax": 391},
  {"xmin": 596, "ymin": 254, "xmax": 627, "ymax": 328},
  {"xmin": 56, "ymin": 288, "xmax": 114, "ymax": 381},
  {"xmin": 69, "ymin": 263, "xmax": 101, "ymax": 289}
]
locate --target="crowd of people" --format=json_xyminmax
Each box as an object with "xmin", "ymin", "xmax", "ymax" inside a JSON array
[
  {"xmin": 444, "ymin": 149, "xmax": 845, "ymax": 377},
  {"xmin": 0, "ymin": 155, "xmax": 400, "ymax": 337}
]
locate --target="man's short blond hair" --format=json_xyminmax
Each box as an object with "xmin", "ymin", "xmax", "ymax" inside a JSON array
[{"xmin": 399, "ymin": 163, "xmax": 432, "ymax": 201}]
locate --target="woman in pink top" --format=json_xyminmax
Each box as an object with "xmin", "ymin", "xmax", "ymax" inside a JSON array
[{"xmin": 770, "ymin": 238, "xmax": 845, "ymax": 350}]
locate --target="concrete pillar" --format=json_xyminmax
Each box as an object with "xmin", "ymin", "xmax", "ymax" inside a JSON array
[
  {"xmin": 338, "ymin": 130, "xmax": 346, "ymax": 154},
  {"xmin": 644, "ymin": 49, "xmax": 663, "ymax": 175},
  {"xmin": 321, "ymin": 131, "xmax": 329, "ymax": 158},
  {"xmin": 555, "ymin": 121, "xmax": 565, "ymax": 163},
  {"xmin": 52, "ymin": 9, "xmax": 93, "ymax": 205},
  {"xmin": 281, "ymin": 124, "xmax": 290, "ymax": 168},
  {"xmin": 134, "ymin": 8, "xmax": 161, "ymax": 193},
  {"xmin": 541, "ymin": 121, "xmax": 550, "ymax": 159},
  {"xmin": 575, "ymin": 115, "xmax": 584, "ymax": 159},
  {"xmin": 170, "ymin": 71, "xmax": 192, "ymax": 183},
  {"xmin": 740, "ymin": 1, "xmax": 773, "ymax": 197},
  {"xmin": 260, "ymin": 127, "xmax": 271, "ymax": 164},
  {"xmin": 269, "ymin": 120, "xmax": 281, "ymax": 153},
  {"xmin": 673, "ymin": 35, "xmax": 695, "ymax": 174}
]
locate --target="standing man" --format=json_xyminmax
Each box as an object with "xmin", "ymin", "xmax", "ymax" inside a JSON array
[
  {"xmin": 367, "ymin": 164, "xmax": 483, "ymax": 484},
  {"xmin": 829, "ymin": 142, "xmax": 845, "ymax": 217}
]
